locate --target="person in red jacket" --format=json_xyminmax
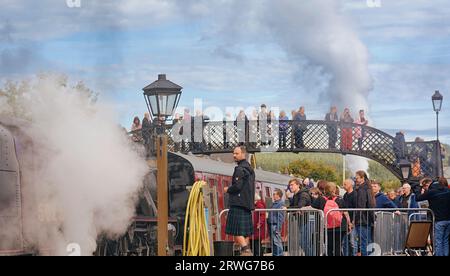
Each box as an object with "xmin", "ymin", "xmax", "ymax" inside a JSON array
[
  {"xmin": 340, "ymin": 108, "xmax": 354, "ymax": 151},
  {"xmin": 251, "ymin": 193, "xmax": 267, "ymax": 256}
]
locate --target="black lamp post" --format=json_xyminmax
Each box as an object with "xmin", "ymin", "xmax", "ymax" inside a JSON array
[
  {"xmin": 143, "ymin": 74, "xmax": 183, "ymax": 122},
  {"xmin": 142, "ymin": 74, "xmax": 182, "ymax": 256},
  {"xmin": 399, "ymin": 159, "xmax": 411, "ymax": 182},
  {"xmin": 432, "ymin": 90, "xmax": 443, "ymax": 141}
]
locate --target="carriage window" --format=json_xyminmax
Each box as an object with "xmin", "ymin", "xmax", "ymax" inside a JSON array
[{"xmin": 265, "ymin": 187, "xmax": 271, "ymax": 198}]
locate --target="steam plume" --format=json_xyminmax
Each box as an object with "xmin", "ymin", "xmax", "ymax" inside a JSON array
[{"xmin": 0, "ymin": 75, "xmax": 147, "ymax": 255}]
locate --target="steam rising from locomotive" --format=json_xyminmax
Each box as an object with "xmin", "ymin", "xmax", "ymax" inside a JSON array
[{"xmin": 0, "ymin": 75, "xmax": 148, "ymax": 255}]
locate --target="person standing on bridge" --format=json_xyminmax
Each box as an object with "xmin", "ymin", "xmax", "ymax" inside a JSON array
[
  {"xmin": 235, "ymin": 110, "xmax": 248, "ymax": 145},
  {"xmin": 258, "ymin": 104, "xmax": 269, "ymax": 146},
  {"xmin": 224, "ymin": 146, "xmax": 256, "ymax": 256},
  {"xmin": 355, "ymin": 110, "xmax": 369, "ymax": 151},
  {"xmin": 393, "ymin": 131, "xmax": 406, "ymax": 165},
  {"xmin": 294, "ymin": 106, "xmax": 307, "ymax": 149},
  {"xmin": 142, "ymin": 113, "xmax": 152, "ymax": 157},
  {"xmin": 325, "ymin": 106, "xmax": 339, "ymax": 149},
  {"xmin": 278, "ymin": 111, "xmax": 289, "ymax": 149},
  {"xmin": 131, "ymin": 116, "xmax": 142, "ymax": 142},
  {"xmin": 340, "ymin": 108, "xmax": 354, "ymax": 151}
]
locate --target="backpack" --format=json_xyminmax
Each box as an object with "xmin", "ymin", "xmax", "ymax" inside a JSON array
[{"xmin": 324, "ymin": 197, "xmax": 343, "ymax": 229}]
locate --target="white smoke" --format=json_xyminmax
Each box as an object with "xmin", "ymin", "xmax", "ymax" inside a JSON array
[
  {"xmin": 202, "ymin": 0, "xmax": 373, "ymax": 174},
  {"xmin": 182, "ymin": 1, "xmax": 373, "ymax": 173},
  {"xmin": 0, "ymin": 75, "xmax": 148, "ymax": 255},
  {"xmin": 178, "ymin": 0, "xmax": 373, "ymax": 113},
  {"xmin": 346, "ymin": 155, "xmax": 369, "ymax": 177},
  {"xmin": 261, "ymin": 0, "xmax": 372, "ymax": 112},
  {"xmin": 260, "ymin": 0, "xmax": 372, "ymax": 173}
]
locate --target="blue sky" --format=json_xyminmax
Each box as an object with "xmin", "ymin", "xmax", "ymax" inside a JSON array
[{"xmin": 1, "ymin": 0, "xmax": 449, "ymax": 144}]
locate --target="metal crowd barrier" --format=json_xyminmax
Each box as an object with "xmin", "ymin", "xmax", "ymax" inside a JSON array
[
  {"xmin": 325, "ymin": 208, "xmax": 435, "ymax": 256},
  {"xmin": 216, "ymin": 208, "xmax": 435, "ymax": 256},
  {"xmin": 217, "ymin": 208, "xmax": 325, "ymax": 256}
]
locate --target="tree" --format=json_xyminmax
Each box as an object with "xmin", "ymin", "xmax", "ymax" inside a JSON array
[
  {"xmin": 0, "ymin": 74, "xmax": 98, "ymax": 120},
  {"xmin": 284, "ymin": 159, "xmax": 338, "ymax": 184},
  {"xmin": 368, "ymin": 160, "xmax": 401, "ymax": 191},
  {"xmin": 0, "ymin": 79, "xmax": 31, "ymax": 119}
]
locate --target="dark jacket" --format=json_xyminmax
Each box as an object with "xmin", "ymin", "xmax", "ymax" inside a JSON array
[
  {"xmin": 227, "ymin": 160, "xmax": 255, "ymax": 211},
  {"xmin": 293, "ymin": 113, "xmax": 307, "ymax": 131},
  {"xmin": 325, "ymin": 113, "xmax": 338, "ymax": 122},
  {"xmin": 392, "ymin": 196, "xmax": 401, "ymax": 208},
  {"xmin": 278, "ymin": 116, "xmax": 289, "ymax": 132},
  {"xmin": 397, "ymin": 192, "xmax": 419, "ymax": 209},
  {"xmin": 415, "ymin": 186, "xmax": 450, "ymax": 222},
  {"xmin": 375, "ymin": 193, "xmax": 398, "ymax": 209},
  {"xmin": 354, "ymin": 181, "xmax": 375, "ymax": 226},
  {"xmin": 142, "ymin": 117, "xmax": 151, "ymax": 141},
  {"xmin": 344, "ymin": 190, "xmax": 357, "ymax": 221},
  {"xmin": 267, "ymin": 199, "xmax": 285, "ymax": 229},
  {"xmin": 289, "ymin": 188, "xmax": 311, "ymax": 208},
  {"xmin": 325, "ymin": 113, "xmax": 338, "ymax": 132}
]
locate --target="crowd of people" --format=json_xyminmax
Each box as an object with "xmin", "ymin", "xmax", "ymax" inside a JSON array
[
  {"xmin": 129, "ymin": 104, "xmax": 371, "ymax": 150},
  {"xmin": 224, "ymin": 146, "xmax": 450, "ymax": 257},
  {"xmin": 129, "ymin": 105, "xmax": 439, "ymax": 178}
]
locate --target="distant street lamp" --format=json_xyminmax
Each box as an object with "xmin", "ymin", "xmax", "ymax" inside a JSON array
[
  {"xmin": 143, "ymin": 74, "xmax": 183, "ymax": 256},
  {"xmin": 432, "ymin": 90, "xmax": 443, "ymax": 141},
  {"xmin": 399, "ymin": 159, "xmax": 411, "ymax": 182}
]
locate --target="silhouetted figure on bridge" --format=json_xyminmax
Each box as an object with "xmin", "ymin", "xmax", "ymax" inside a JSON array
[
  {"xmin": 294, "ymin": 106, "xmax": 307, "ymax": 149},
  {"xmin": 325, "ymin": 106, "xmax": 338, "ymax": 149},
  {"xmin": 257, "ymin": 104, "xmax": 272, "ymax": 146},
  {"xmin": 340, "ymin": 108, "xmax": 354, "ymax": 151},
  {"xmin": 355, "ymin": 109, "xmax": 369, "ymax": 151},
  {"xmin": 235, "ymin": 110, "xmax": 248, "ymax": 145},
  {"xmin": 142, "ymin": 113, "xmax": 152, "ymax": 156},
  {"xmin": 223, "ymin": 112, "xmax": 233, "ymax": 149},
  {"xmin": 393, "ymin": 131, "xmax": 406, "ymax": 165},
  {"xmin": 131, "ymin": 116, "xmax": 142, "ymax": 142},
  {"xmin": 193, "ymin": 111, "xmax": 209, "ymax": 151},
  {"xmin": 278, "ymin": 111, "xmax": 289, "ymax": 149}
]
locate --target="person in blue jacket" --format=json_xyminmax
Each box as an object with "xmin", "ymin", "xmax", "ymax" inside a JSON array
[
  {"xmin": 371, "ymin": 182, "xmax": 397, "ymax": 209},
  {"xmin": 267, "ymin": 189, "xmax": 286, "ymax": 256}
]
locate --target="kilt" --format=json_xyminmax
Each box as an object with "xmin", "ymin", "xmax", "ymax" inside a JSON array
[{"xmin": 225, "ymin": 206, "xmax": 253, "ymax": 237}]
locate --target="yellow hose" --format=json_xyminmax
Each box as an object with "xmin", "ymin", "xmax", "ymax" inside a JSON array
[{"xmin": 183, "ymin": 181, "xmax": 211, "ymax": 256}]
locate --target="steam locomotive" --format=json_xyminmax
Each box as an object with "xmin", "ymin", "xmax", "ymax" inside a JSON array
[
  {"xmin": 95, "ymin": 152, "xmax": 292, "ymax": 256},
  {"xmin": 0, "ymin": 118, "xmax": 291, "ymax": 256}
]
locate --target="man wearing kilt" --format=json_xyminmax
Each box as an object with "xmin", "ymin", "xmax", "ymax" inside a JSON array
[{"xmin": 224, "ymin": 146, "xmax": 256, "ymax": 256}]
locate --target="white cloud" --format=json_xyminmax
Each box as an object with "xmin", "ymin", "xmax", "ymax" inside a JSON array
[{"xmin": 344, "ymin": 0, "xmax": 450, "ymax": 39}]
